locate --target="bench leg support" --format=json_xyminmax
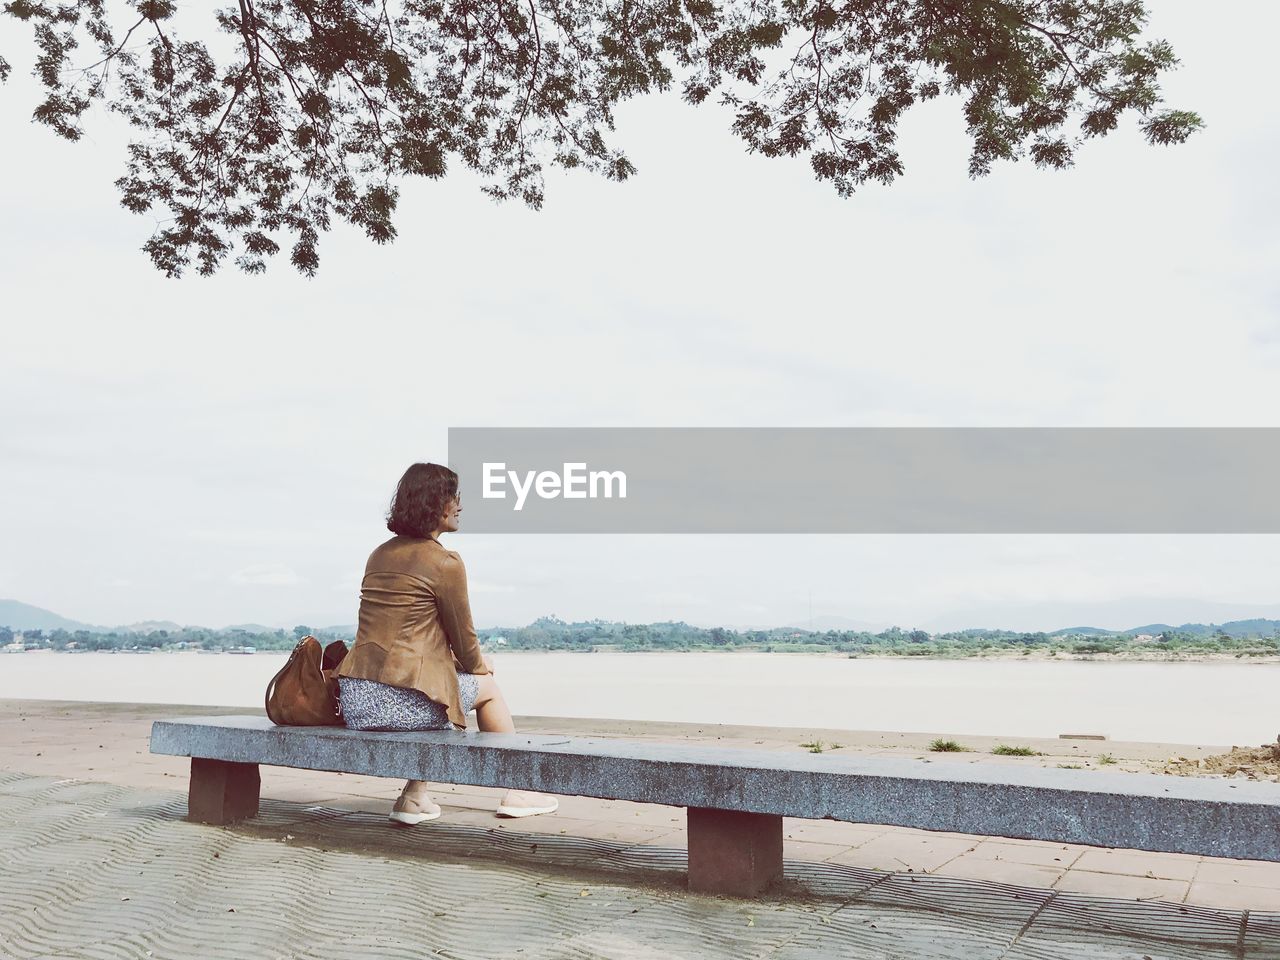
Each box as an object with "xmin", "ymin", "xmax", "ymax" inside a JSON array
[
  {"xmin": 687, "ymin": 807, "xmax": 783, "ymax": 896},
  {"xmin": 188, "ymin": 758, "xmax": 260, "ymax": 825}
]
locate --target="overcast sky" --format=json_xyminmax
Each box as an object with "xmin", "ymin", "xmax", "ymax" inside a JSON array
[{"xmin": 2, "ymin": 2, "xmax": 1278, "ymax": 633}]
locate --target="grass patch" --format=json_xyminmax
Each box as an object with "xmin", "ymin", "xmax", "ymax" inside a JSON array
[
  {"xmin": 800, "ymin": 740, "xmax": 825, "ymax": 754},
  {"xmin": 991, "ymin": 745, "xmax": 1043, "ymax": 756},
  {"xmin": 1098, "ymin": 753, "xmax": 1117, "ymax": 765},
  {"xmin": 1057, "ymin": 763, "xmax": 1084, "ymax": 769},
  {"xmin": 928, "ymin": 739, "xmax": 970, "ymax": 753}
]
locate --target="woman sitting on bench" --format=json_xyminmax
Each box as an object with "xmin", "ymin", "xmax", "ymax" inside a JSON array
[{"xmin": 335, "ymin": 462, "xmax": 559, "ymax": 825}]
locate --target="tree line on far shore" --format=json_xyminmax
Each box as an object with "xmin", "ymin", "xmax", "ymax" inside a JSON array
[
  {"xmin": 485, "ymin": 617, "xmax": 1280, "ymax": 656},
  {"xmin": 3, "ymin": 618, "xmax": 1278, "ymax": 658},
  {"xmin": 0, "ymin": 624, "xmax": 346, "ymax": 653}
]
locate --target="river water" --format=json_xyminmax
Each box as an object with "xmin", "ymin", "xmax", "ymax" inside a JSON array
[{"xmin": 1, "ymin": 651, "xmax": 1275, "ymax": 746}]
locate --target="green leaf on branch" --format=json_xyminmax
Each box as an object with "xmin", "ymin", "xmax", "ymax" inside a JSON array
[{"xmin": 1, "ymin": 0, "xmax": 1203, "ymax": 276}]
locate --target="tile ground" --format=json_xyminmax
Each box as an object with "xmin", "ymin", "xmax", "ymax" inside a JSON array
[
  {"xmin": 2, "ymin": 698, "xmax": 1278, "ymax": 913},
  {"xmin": 5, "ymin": 772, "xmax": 1268, "ymax": 960}
]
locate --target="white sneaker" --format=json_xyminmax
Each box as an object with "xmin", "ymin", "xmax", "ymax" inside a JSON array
[
  {"xmin": 495, "ymin": 792, "xmax": 559, "ymax": 818},
  {"xmin": 389, "ymin": 794, "xmax": 442, "ymax": 826}
]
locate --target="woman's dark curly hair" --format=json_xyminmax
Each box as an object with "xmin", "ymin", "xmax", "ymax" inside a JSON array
[{"xmin": 386, "ymin": 463, "xmax": 459, "ymax": 538}]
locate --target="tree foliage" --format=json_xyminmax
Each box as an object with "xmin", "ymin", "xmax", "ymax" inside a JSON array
[
  {"xmin": 2, "ymin": 0, "xmax": 1201, "ymax": 276},
  {"xmin": 6, "ymin": 618, "xmax": 1279, "ymax": 655}
]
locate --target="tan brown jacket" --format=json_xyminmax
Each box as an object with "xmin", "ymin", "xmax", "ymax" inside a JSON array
[{"xmin": 335, "ymin": 535, "xmax": 490, "ymax": 729}]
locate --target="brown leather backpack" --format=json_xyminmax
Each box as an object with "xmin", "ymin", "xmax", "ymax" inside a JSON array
[{"xmin": 264, "ymin": 635, "xmax": 349, "ymax": 726}]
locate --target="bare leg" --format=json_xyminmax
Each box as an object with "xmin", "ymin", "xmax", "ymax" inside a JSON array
[
  {"xmin": 400, "ymin": 780, "xmax": 435, "ymax": 803},
  {"xmin": 399, "ymin": 669, "xmax": 511, "ymax": 813},
  {"xmin": 474, "ymin": 673, "xmax": 515, "ymax": 733},
  {"xmin": 473, "ymin": 672, "xmax": 557, "ymax": 816}
]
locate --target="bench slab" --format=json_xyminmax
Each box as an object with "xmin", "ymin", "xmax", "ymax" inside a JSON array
[{"xmin": 151, "ymin": 716, "xmax": 1280, "ymax": 865}]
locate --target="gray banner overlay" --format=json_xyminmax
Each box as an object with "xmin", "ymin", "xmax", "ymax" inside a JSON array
[{"xmin": 447, "ymin": 428, "xmax": 1280, "ymax": 533}]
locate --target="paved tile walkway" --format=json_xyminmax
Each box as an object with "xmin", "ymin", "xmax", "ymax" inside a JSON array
[
  {"xmin": 2, "ymin": 699, "xmax": 1278, "ymax": 913},
  {"xmin": 3, "ymin": 771, "xmax": 1277, "ymax": 959}
]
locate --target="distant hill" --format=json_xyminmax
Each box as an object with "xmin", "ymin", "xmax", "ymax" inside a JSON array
[
  {"xmin": 2, "ymin": 598, "xmax": 1277, "ymax": 641},
  {"xmin": 1119, "ymin": 623, "xmax": 1178, "ymax": 636},
  {"xmin": 1049, "ymin": 619, "xmax": 1280, "ymax": 639},
  {"xmin": 1215, "ymin": 618, "xmax": 1280, "ymax": 637},
  {"xmin": 317, "ymin": 624, "xmax": 357, "ymax": 638},
  {"xmin": 116, "ymin": 620, "xmax": 185, "ymax": 634},
  {"xmin": 1121, "ymin": 619, "xmax": 1280, "ymax": 639},
  {"xmin": 0, "ymin": 599, "xmax": 101, "ymax": 632},
  {"xmin": 925, "ymin": 598, "xmax": 1280, "ymax": 634},
  {"xmin": 783, "ymin": 615, "xmax": 892, "ymax": 633}
]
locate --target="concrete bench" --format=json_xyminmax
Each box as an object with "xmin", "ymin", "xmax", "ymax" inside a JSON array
[{"xmin": 150, "ymin": 716, "xmax": 1280, "ymax": 897}]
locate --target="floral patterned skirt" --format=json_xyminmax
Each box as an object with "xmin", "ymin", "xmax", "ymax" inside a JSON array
[{"xmin": 338, "ymin": 673, "xmax": 480, "ymax": 731}]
